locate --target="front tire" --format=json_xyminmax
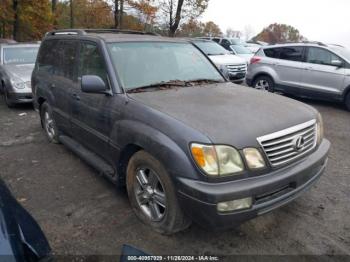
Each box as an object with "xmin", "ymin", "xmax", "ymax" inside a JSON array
[
  {"xmin": 126, "ymin": 151, "xmax": 191, "ymax": 235},
  {"xmin": 40, "ymin": 102, "xmax": 60, "ymax": 143},
  {"xmin": 253, "ymin": 75, "xmax": 274, "ymax": 92}
]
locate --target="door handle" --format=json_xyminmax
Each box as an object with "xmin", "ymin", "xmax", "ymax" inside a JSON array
[{"xmin": 72, "ymin": 93, "xmax": 81, "ymax": 101}]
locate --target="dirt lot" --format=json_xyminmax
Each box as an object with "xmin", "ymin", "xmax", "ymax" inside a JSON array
[{"xmin": 0, "ymin": 94, "xmax": 349, "ymax": 259}]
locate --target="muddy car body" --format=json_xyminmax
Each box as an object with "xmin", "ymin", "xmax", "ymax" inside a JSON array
[{"xmin": 32, "ymin": 29, "xmax": 330, "ymax": 234}]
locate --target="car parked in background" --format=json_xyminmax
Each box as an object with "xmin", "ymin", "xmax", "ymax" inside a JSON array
[
  {"xmin": 246, "ymin": 42, "xmax": 350, "ymax": 110},
  {"xmin": 191, "ymin": 39, "xmax": 247, "ymax": 83},
  {"xmin": 0, "ymin": 43, "xmax": 39, "ymax": 107},
  {"xmin": 32, "ymin": 29, "xmax": 330, "ymax": 235},
  {"xmin": 229, "ymin": 44, "xmax": 254, "ymax": 63}
]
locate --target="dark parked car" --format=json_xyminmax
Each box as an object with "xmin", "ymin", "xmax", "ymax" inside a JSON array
[
  {"xmin": 32, "ymin": 29, "xmax": 330, "ymax": 235},
  {"xmin": 0, "ymin": 178, "xmax": 51, "ymax": 261},
  {"xmin": 0, "ymin": 43, "xmax": 40, "ymax": 107}
]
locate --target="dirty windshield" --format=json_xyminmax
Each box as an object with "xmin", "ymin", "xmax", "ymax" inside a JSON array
[{"xmin": 107, "ymin": 42, "xmax": 224, "ymax": 90}]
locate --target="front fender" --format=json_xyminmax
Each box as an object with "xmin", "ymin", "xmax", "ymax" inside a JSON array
[{"xmin": 111, "ymin": 120, "xmax": 203, "ymax": 181}]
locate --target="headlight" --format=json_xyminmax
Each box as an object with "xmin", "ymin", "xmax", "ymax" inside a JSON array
[
  {"xmin": 316, "ymin": 113, "xmax": 324, "ymax": 145},
  {"xmin": 215, "ymin": 64, "xmax": 229, "ymax": 79},
  {"xmin": 243, "ymin": 148, "xmax": 266, "ymax": 170},
  {"xmin": 10, "ymin": 77, "xmax": 26, "ymax": 89},
  {"xmin": 191, "ymin": 143, "xmax": 244, "ymax": 176}
]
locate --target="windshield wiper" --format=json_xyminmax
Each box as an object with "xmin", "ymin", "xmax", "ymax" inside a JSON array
[{"xmin": 127, "ymin": 80, "xmax": 187, "ymax": 93}]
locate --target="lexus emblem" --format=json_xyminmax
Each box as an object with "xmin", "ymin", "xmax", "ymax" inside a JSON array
[{"xmin": 293, "ymin": 136, "xmax": 305, "ymax": 151}]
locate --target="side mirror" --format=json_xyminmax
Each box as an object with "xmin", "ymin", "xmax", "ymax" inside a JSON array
[
  {"xmin": 81, "ymin": 75, "xmax": 108, "ymax": 94},
  {"xmin": 331, "ymin": 60, "xmax": 343, "ymax": 67}
]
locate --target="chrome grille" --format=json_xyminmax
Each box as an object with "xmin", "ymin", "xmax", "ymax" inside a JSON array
[
  {"xmin": 257, "ymin": 120, "xmax": 317, "ymax": 167},
  {"xmin": 226, "ymin": 64, "xmax": 247, "ymax": 74}
]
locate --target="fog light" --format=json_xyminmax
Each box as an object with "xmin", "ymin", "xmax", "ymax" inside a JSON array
[{"xmin": 217, "ymin": 197, "xmax": 253, "ymax": 212}]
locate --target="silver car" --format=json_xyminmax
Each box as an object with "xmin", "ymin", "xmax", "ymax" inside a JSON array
[
  {"xmin": 0, "ymin": 43, "xmax": 39, "ymax": 107},
  {"xmin": 246, "ymin": 42, "xmax": 350, "ymax": 110}
]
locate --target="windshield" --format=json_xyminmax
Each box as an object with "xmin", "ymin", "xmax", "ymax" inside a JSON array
[
  {"xmin": 330, "ymin": 46, "xmax": 350, "ymax": 61},
  {"xmin": 3, "ymin": 46, "xmax": 39, "ymax": 65},
  {"xmin": 230, "ymin": 45, "xmax": 253, "ymax": 54},
  {"xmin": 194, "ymin": 41, "xmax": 228, "ymax": 56},
  {"xmin": 108, "ymin": 42, "xmax": 224, "ymax": 90}
]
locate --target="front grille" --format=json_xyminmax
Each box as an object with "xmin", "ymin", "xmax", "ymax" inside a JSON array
[
  {"xmin": 25, "ymin": 81, "xmax": 31, "ymax": 88},
  {"xmin": 257, "ymin": 120, "xmax": 317, "ymax": 167},
  {"xmin": 227, "ymin": 64, "xmax": 247, "ymax": 74}
]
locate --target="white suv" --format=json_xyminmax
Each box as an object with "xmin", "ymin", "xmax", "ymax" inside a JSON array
[{"xmin": 246, "ymin": 42, "xmax": 350, "ymax": 110}]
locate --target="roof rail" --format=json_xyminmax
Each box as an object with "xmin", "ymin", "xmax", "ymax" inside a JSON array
[
  {"xmin": 270, "ymin": 41, "xmax": 327, "ymax": 47},
  {"xmin": 45, "ymin": 29, "xmax": 159, "ymax": 37}
]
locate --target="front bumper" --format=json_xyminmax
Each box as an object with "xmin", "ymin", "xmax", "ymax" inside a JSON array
[
  {"xmin": 6, "ymin": 92, "xmax": 33, "ymax": 104},
  {"xmin": 177, "ymin": 139, "xmax": 330, "ymax": 229}
]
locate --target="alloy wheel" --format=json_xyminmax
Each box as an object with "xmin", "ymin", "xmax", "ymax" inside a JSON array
[
  {"xmin": 134, "ymin": 167, "xmax": 167, "ymax": 222},
  {"xmin": 44, "ymin": 111, "xmax": 55, "ymax": 139},
  {"xmin": 255, "ymin": 79, "xmax": 270, "ymax": 91}
]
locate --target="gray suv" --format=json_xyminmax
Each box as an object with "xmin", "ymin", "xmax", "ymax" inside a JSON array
[
  {"xmin": 32, "ymin": 30, "xmax": 330, "ymax": 234},
  {"xmin": 246, "ymin": 43, "xmax": 350, "ymax": 110}
]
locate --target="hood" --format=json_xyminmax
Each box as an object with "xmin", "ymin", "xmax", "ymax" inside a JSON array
[
  {"xmin": 237, "ymin": 53, "xmax": 254, "ymax": 63},
  {"xmin": 3, "ymin": 64, "xmax": 35, "ymax": 82},
  {"xmin": 128, "ymin": 83, "xmax": 317, "ymax": 149},
  {"xmin": 208, "ymin": 54, "xmax": 246, "ymax": 66}
]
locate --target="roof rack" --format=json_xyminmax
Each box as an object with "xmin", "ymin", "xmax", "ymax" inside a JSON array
[
  {"xmin": 270, "ymin": 41, "xmax": 327, "ymax": 47},
  {"xmin": 45, "ymin": 29, "xmax": 159, "ymax": 37}
]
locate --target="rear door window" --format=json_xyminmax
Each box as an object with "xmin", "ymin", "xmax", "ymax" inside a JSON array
[
  {"xmin": 264, "ymin": 48, "xmax": 279, "ymax": 59},
  {"xmin": 279, "ymin": 46, "xmax": 304, "ymax": 61}
]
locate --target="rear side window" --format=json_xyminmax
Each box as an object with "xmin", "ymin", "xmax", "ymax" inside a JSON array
[
  {"xmin": 264, "ymin": 48, "xmax": 279, "ymax": 59},
  {"xmin": 279, "ymin": 47, "xmax": 303, "ymax": 61},
  {"xmin": 79, "ymin": 42, "xmax": 109, "ymax": 86},
  {"xmin": 37, "ymin": 40, "xmax": 78, "ymax": 81},
  {"xmin": 37, "ymin": 40, "xmax": 58, "ymax": 73},
  {"xmin": 264, "ymin": 46, "xmax": 304, "ymax": 61}
]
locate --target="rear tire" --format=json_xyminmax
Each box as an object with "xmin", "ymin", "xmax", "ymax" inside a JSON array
[
  {"xmin": 40, "ymin": 102, "xmax": 60, "ymax": 144},
  {"xmin": 253, "ymin": 75, "xmax": 274, "ymax": 92},
  {"xmin": 126, "ymin": 151, "xmax": 191, "ymax": 235},
  {"xmin": 345, "ymin": 92, "xmax": 350, "ymax": 111}
]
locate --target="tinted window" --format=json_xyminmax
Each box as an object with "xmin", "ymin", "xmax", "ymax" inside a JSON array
[
  {"xmin": 37, "ymin": 40, "xmax": 78, "ymax": 80},
  {"xmin": 279, "ymin": 46, "xmax": 303, "ymax": 61},
  {"xmin": 264, "ymin": 48, "xmax": 279, "ymax": 58},
  {"xmin": 212, "ymin": 38, "xmax": 221, "ymax": 43},
  {"xmin": 264, "ymin": 47, "xmax": 303, "ymax": 61},
  {"xmin": 37, "ymin": 40, "xmax": 58, "ymax": 73},
  {"xmin": 307, "ymin": 47, "xmax": 342, "ymax": 66},
  {"xmin": 79, "ymin": 42, "xmax": 109, "ymax": 86}
]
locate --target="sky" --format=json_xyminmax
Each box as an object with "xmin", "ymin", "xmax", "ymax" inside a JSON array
[{"xmin": 201, "ymin": 0, "xmax": 350, "ymax": 48}]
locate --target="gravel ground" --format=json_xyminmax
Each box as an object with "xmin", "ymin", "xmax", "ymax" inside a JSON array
[{"xmin": 0, "ymin": 95, "xmax": 349, "ymax": 260}]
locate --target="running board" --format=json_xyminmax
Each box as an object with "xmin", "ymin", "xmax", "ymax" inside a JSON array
[{"xmin": 59, "ymin": 135, "xmax": 116, "ymax": 181}]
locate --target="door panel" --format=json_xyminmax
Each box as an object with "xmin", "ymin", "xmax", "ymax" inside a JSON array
[
  {"xmin": 300, "ymin": 47, "xmax": 345, "ymax": 97},
  {"xmin": 71, "ymin": 42, "xmax": 120, "ymax": 163},
  {"xmin": 48, "ymin": 40, "xmax": 79, "ymax": 135},
  {"xmin": 273, "ymin": 46, "xmax": 304, "ymax": 89}
]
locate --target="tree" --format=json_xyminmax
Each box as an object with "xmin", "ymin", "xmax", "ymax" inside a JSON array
[
  {"xmin": 0, "ymin": 0, "xmax": 14, "ymax": 38},
  {"xmin": 128, "ymin": 0, "xmax": 158, "ymax": 31},
  {"xmin": 203, "ymin": 21, "xmax": 221, "ymax": 37},
  {"xmin": 254, "ymin": 23, "xmax": 305, "ymax": 44},
  {"xmin": 159, "ymin": 0, "xmax": 209, "ymax": 37}
]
